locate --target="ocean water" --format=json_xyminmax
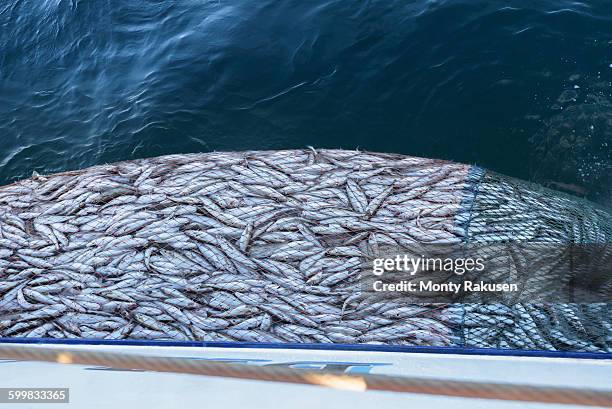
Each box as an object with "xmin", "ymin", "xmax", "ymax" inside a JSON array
[{"xmin": 0, "ymin": 0, "xmax": 610, "ymax": 206}]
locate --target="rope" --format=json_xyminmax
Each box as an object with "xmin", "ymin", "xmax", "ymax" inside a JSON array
[{"xmin": 0, "ymin": 344, "xmax": 610, "ymax": 407}]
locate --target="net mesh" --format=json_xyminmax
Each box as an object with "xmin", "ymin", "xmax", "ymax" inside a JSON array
[
  {"xmin": 0, "ymin": 150, "xmax": 609, "ymax": 352},
  {"xmin": 457, "ymin": 171, "xmax": 611, "ymax": 352}
]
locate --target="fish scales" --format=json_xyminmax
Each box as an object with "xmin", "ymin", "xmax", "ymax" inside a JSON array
[{"xmin": 0, "ymin": 149, "xmax": 607, "ymax": 353}]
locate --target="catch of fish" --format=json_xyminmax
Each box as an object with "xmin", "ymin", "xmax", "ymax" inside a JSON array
[{"xmin": 0, "ymin": 149, "xmax": 609, "ymax": 351}]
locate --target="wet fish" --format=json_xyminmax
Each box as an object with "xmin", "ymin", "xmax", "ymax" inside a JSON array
[{"xmin": 0, "ymin": 149, "xmax": 606, "ymax": 353}]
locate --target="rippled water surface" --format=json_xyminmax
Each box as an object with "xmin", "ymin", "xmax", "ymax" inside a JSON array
[{"xmin": 1, "ymin": 0, "xmax": 611, "ymax": 205}]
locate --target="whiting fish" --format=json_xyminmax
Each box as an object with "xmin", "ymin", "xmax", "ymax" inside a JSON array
[{"xmin": 0, "ymin": 149, "xmax": 609, "ymax": 352}]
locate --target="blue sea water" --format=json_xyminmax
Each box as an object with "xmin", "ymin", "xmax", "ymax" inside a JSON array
[{"xmin": 0, "ymin": 0, "xmax": 610, "ymax": 205}]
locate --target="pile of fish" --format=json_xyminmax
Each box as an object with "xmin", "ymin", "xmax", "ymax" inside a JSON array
[{"xmin": 0, "ymin": 149, "xmax": 609, "ymax": 351}]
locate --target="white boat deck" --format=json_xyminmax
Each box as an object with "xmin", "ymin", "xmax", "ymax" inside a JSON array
[{"xmin": 1, "ymin": 344, "xmax": 610, "ymax": 409}]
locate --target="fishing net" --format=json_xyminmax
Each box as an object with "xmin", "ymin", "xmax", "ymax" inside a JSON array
[
  {"xmin": 0, "ymin": 149, "xmax": 609, "ymax": 353},
  {"xmin": 455, "ymin": 171, "xmax": 611, "ymax": 352}
]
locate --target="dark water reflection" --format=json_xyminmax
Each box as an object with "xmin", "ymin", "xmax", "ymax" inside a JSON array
[{"xmin": 0, "ymin": 0, "xmax": 610, "ymax": 205}]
